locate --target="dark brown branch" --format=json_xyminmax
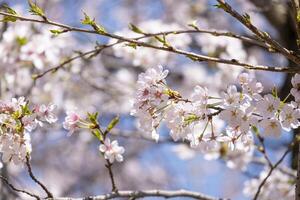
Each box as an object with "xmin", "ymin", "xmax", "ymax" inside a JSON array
[
  {"xmin": 105, "ymin": 161, "xmax": 118, "ymax": 192},
  {"xmin": 0, "ymin": 175, "xmax": 40, "ymax": 199},
  {"xmin": 0, "ymin": 12, "xmax": 299, "ymax": 75},
  {"xmin": 49, "ymin": 189, "xmax": 226, "ymax": 200},
  {"xmin": 25, "ymin": 155, "xmax": 53, "ymax": 198},
  {"xmin": 253, "ymin": 145, "xmax": 292, "ymax": 200},
  {"xmin": 291, "ymin": 0, "xmax": 300, "ymax": 49},
  {"xmin": 216, "ymin": 0, "xmax": 300, "ymax": 64}
]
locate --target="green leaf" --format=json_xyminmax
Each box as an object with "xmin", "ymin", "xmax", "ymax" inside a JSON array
[
  {"xmin": 213, "ymin": 3, "xmax": 226, "ymax": 9},
  {"xmin": 28, "ymin": 0, "xmax": 45, "ymax": 17},
  {"xmin": 154, "ymin": 35, "xmax": 171, "ymax": 47},
  {"xmin": 243, "ymin": 13, "xmax": 251, "ymax": 23},
  {"xmin": 87, "ymin": 112, "xmax": 99, "ymax": 124},
  {"xmin": 81, "ymin": 12, "xmax": 106, "ymax": 34},
  {"xmin": 16, "ymin": 36, "xmax": 28, "ymax": 46},
  {"xmin": 81, "ymin": 12, "xmax": 94, "ymax": 25},
  {"xmin": 104, "ymin": 116, "xmax": 119, "ymax": 135},
  {"xmin": 50, "ymin": 29, "xmax": 66, "ymax": 36},
  {"xmin": 1, "ymin": 4, "xmax": 18, "ymax": 22},
  {"xmin": 128, "ymin": 23, "xmax": 144, "ymax": 34},
  {"xmin": 92, "ymin": 128, "xmax": 103, "ymax": 142},
  {"xmin": 297, "ymin": 11, "xmax": 300, "ymax": 23},
  {"xmin": 125, "ymin": 42, "xmax": 137, "ymax": 49},
  {"xmin": 186, "ymin": 54, "xmax": 199, "ymax": 61}
]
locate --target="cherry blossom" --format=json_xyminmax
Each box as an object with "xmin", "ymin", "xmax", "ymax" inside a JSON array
[
  {"xmin": 63, "ymin": 110, "xmax": 81, "ymax": 135},
  {"xmin": 291, "ymin": 73, "xmax": 300, "ymax": 102},
  {"xmin": 256, "ymin": 94, "xmax": 280, "ymax": 119},
  {"xmin": 99, "ymin": 138, "xmax": 125, "ymax": 163},
  {"xmin": 279, "ymin": 103, "xmax": 300, "ymax": 131}
]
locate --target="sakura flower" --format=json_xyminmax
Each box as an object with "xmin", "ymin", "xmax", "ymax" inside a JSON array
[
  {"xmin": 221, "ymin": 85, "xmax": 241, "ymax": 107},
  {"xmin": 22, "ymin": 115, "xmax": 38, "ymax": 132},
  {"xmin": 291, "ymin": 73, "xmax": 300, "ymax": 101},
  {"xmin": 63, "ymin": 111, "xmax": 81, "ymax": 135},
  {"xmin": 165, "ymin": 102, "xmax": 193, "ymax": 141},
  {"xmin": 219, "ymin": 107, "xmax": 243, "ymax": 127},
  {"xmin": 259, "ymin": 118, "xmax": 282, "ymax": 137},
  {"xmin": 0, "ymin": 133, "xmax": 31, "ymax": 165},
  {"xmin": 35, "ymin": 103, "xmax": 58, "ymax": 124},
  {"xmin": 256, "ymin": 94, "xmax": 280, "ymax": 119},
  {"xmin": 131, "ymin": 66, "xmax": 170, "ymax": 141},
  {"xmin": 99, "ymin": 138, "xmax": 125, "ymax": 163},
  {"xmin": 279, "ymin": 103, "xmax": 300, "ymax": 131},
  {"xmin": 191, "ymin": 85, "xmax": 210, "ymax": 115},
  {"xmin": 11, "ymin": 96, "xmax": 26, "ymax": 111}
]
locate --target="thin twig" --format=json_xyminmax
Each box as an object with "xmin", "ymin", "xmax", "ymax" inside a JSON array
[
  {"xmin": 253, "ymin": 145, "xmax": 292, "ymax": 200},
  {"xmin": 216, "ymin": 0, "xmax": 300, "ymax": 64},
  {"xmin": 105, "ymin": 160, "xmax": 118, "ymax": 192},
  {"xmin": 291, "ymin": 0, "xmax": 300, "ymax": 49},
  {"xmin": 0, "ymin": 175, "xmax": 40, "ymax": 199},
  {"xmin": 0, "ymin": 12, "xmax": 298, "ymax": 74},
  {"xmin": 256, "ymin": 133, "xmax": 273, "ymax": 168},
  {"xmin": 25, "ymin": 155, "xmax": 53, "ymax": 198}
]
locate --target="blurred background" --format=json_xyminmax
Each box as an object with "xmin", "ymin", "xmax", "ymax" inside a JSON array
[{"xmin": 0, "ymin": 0, "xmax": 296, "ymax": 199}]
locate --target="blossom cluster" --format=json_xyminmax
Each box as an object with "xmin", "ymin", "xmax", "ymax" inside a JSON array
[
  {"xmin": 0, "ymin": 97, "xmax": 57, "ymax": 165},
  {"xmin": 131, "ymin": 65, "xmax": 300, "ymax": 169},
  {"xmin": 63, "ymin": 111, "xmax": 125, "ymax": 163}
]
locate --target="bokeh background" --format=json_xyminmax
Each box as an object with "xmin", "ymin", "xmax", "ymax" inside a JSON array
[{"xmin": 0, "ymin": 0, "xmax": 295, "ymax": 199}]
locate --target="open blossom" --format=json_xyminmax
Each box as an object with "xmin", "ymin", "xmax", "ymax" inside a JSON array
[
  {"xmin": 259, "ymin": 118, "xmax": 281, "ymax": 137},
  {"xmin": 221, "ymin": 85, "xmax": 241, "ymax": 107},
  {"xmin": 0, "ymin": 132, "xmax": 31, "ymax": 165},
  {"xmin": 219, "ymin": 107, "xmax": 243, "ymax": 127},
  {"xmin": 165, "ymin": 102, "xmax": 193, "ymax": 141},
  {"xmin": 35, "ymin": 103, "xmax": 58, "ymax": 124},
  {"xmin": 131, "ymin": 66, "xmax": 169, "ymax": 140},
  {"xmin": 0, "ymin": 97, "xmax": 56, "ymax": 165},
  {"xmin": 99, "ymin": 138, "xmax": 125, "ymax": 163},
  {"xmin": 11, "ymin": 96, "xmax": 26, "ymax": 111},
  {"xmin": 291, "ymin": 73, "xmax": 300, "ymax": 101},
  {"xmin": 256, "ymin": 94, "xmax": 280, "ymax": 119},
  {"xmin": 191, "ymin": 85, "xmax": 210, "ymax": 116},
  {"xmin": 279, "ymin": 103, "xmax": 300, "ymax": 131},
  {"xmin": 63, "ymin": 111, "xmax": 81, "ymax": 135},
  {"xmin": 238, "ymin": 73, "xmax": 263, "ymax": 100}
]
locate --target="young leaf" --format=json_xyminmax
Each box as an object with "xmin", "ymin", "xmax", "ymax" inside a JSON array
[
  {"xmin": 28, "ymin": 0, "xmax": 45, "ymax": 18},
  {"xmin": 16, "ymin": 36, "xmax": 28, "ymax": 46},
  {"xmin": 50, "ymin": 29, "xmax": 67, "ymax": 36},
  {"xmin": 81, "ymin": 12, "xmax": 106, "ymax": 34},
  {"xmin": 1, "ymin": 4, "xmax": 18, "ymax": 22},
  {"xmin": 128, "ymin": 23, "xmax": 144, "ymax": 34},
  {"xmin": 188, "ymin": 20, "xmax": 199, "ymax": 30},
  {"xmin": 104, "ymin": 116, "xmax": 120, "ymax": 136},
  {"xmin": 81, "ymin": 12, "xmax": 94, "ymax": 25}
]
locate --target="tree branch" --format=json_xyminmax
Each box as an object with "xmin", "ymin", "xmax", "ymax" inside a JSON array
[
  {"xmin": 0, "ymin": 12, "xmax": 299, "ymax": 75},
  {"xmin": 0, "ymin": 175, "xmax": 40, "ymax": 199},
  {"xmin": 253, "ymin": 144, "xmax": 292, "ymax": 200},
  {"xmin": 49, "ymin": 189, "xmax": 227, "ymax": 200},
  {"xmin": 216, "ymin": 0, "xmax": 300, "ymax": 64},
  {"xmin": 26, "ymin": 155, "xmax": 53, "ymax": 198}
]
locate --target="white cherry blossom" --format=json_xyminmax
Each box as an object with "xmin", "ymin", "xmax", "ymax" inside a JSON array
[{"xmin": 99, "ymin": 138, "xmax": 125, "ymax": 163}]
